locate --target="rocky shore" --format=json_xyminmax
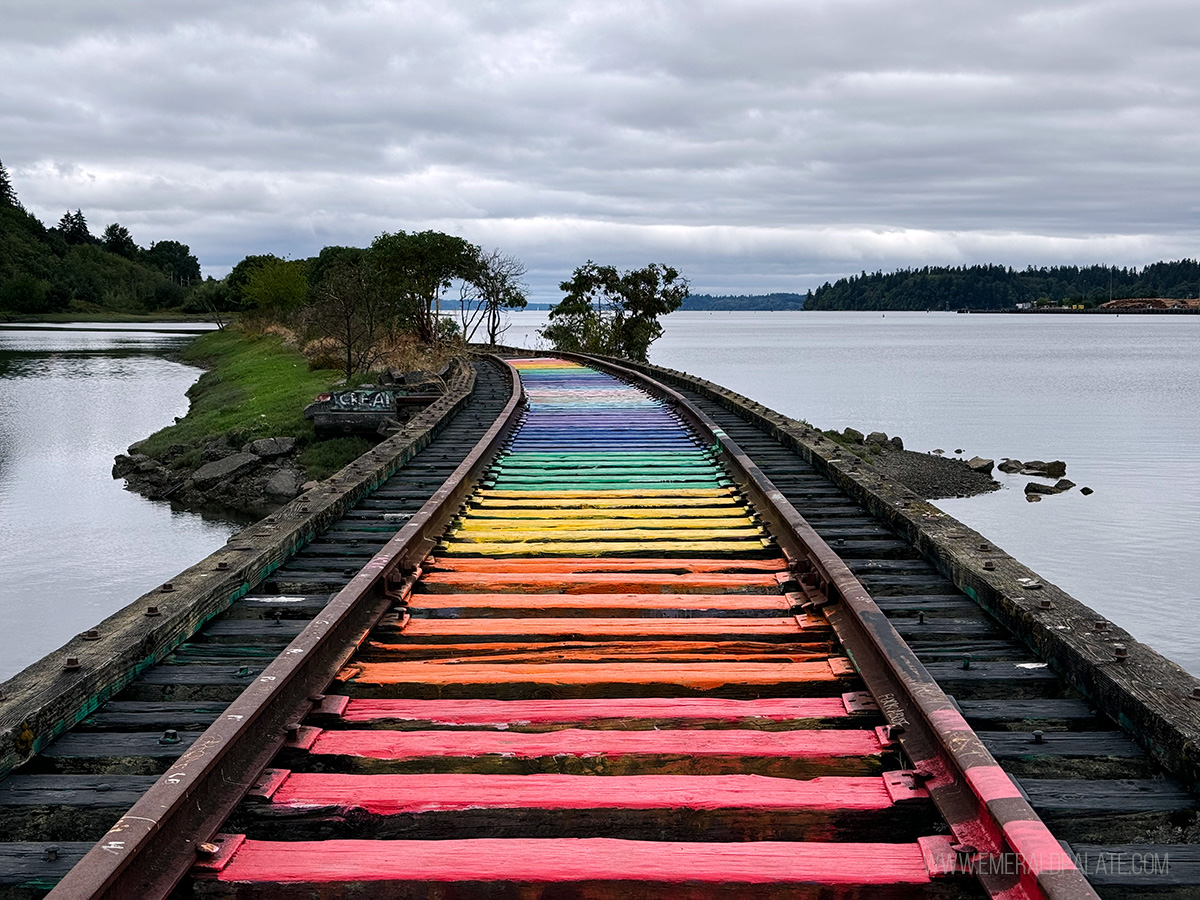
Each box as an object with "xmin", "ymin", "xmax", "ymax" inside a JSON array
[
  {"xmin": 828, "ymin": 429, "xmax": 1000, "ymax": 500},
  {"xmin": 113, "ymin": 434, "xmax": 312, "ymax": 518},
  {"xmin": 827, "ymin": 428, "xmax": 1089, "ymax": 503}
]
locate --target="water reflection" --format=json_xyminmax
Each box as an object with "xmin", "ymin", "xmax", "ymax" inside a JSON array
[{"xmin": 0, "ymin": 328, "xmax": 236, "ymax": 680}]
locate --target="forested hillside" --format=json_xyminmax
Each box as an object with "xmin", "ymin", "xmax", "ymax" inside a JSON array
[
  {"xmin": 0, "ymin": 159, "xmax": 204, "ymax": 315},
  {"xmin": 681, "ymin": 292, "xmax": 806, "ymax": 310},
  {"xmin": 804, "ymin": 261, "xmax": 1200, "ymax": 311}
]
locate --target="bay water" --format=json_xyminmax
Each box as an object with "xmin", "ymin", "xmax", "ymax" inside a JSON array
[
  {"xmin": 0, "ymin": 326, "xmax": 235, "ymax": 680},
  {"xmin": 1, "ymin": 313, "xmax": 1197, "ymax": 680},
  {"xmin": 504, "ymin": 309, "xmax": 1200, "ymax": 675}
]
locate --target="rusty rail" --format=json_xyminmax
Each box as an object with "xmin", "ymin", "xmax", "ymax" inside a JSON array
[
  {"xmin": 563, "ymin": 352, "xmax": 1099, "ymax": 900},
  {"xmin": 48, "ymin": 351, "xmax": 1098, "ymax": 900},
  {"xmin": 45, "ymin": 359, "xmax": 525, "ymax": 900}
]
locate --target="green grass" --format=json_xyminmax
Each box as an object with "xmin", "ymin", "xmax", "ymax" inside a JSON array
[
  {"xmin": 298, "ymin": 436, "xmax": 376, "ymax": 481},
  {"xmin": 136, "ymin": 329, "xmax": 374, "ymax": 479}
]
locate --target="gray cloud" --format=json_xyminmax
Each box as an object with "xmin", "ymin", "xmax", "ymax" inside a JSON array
[{"xmin": 2, "ymin": 0, "xmax": 1197, "ymax": 299}]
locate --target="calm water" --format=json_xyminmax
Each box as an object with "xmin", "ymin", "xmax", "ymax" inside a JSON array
[
  {"xmin": 0, "ymin": 328, "xmax": 235, "ymax": 680},
  {"xmin": 504, "ymin": 310, "xmax": 1200, "ymax": 675}
]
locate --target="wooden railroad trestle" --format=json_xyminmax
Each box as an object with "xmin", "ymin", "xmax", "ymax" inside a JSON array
[{"xmin": 9, "ymin": 356, "xmax": 1181, "ymax": 899}]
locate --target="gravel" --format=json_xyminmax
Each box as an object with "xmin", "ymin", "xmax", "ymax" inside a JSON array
[{"xmin": 869, "ymin": 447, "xmax": 1000, "ymax": 500}]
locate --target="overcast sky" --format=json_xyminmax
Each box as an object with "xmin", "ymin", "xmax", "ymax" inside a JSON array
[{"xmin": 2, "ymin": 0, "xmax": 1197, "ymax": 299}]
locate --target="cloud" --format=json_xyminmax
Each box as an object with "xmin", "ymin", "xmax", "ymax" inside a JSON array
[{"xmin": 1, "ymin": 0, "xmax": 1197, "ymax": 295}]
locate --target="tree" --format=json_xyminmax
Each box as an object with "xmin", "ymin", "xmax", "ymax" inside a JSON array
[
  {"xmin": 226, "ymin": 254, "xmax": 281, "ymax": 307},
  {"xmin": 457, "ymin": 248, "xmax": 528, "ymax": 343},
  {"xmin": 369, "ymin": 230, "xmax": 481, "ymax": 344},
  {"xmin": 305, "ymin": 246, "xmax": 388, "ymax": 380},
  {"xmin": 541, "ymin": 261, "xmax": 689, "ymax": 361},
  {"xmin": 242, "ymin": 257, "xmax": 308, "ymax": 320},
  {"xmin": 57, "ymin": 209, "xmax": 91, "ymax": 245},
  {"xmin": 101, "ymin": 223, "xmax": 139, "ymax": 259},
  {"xmin": 145, "ymin": 239, "xmax": 201, "ymax": 284},
  {"xmin": 0, "ymin": 159, "xmax": 18, "ymax": 208}
]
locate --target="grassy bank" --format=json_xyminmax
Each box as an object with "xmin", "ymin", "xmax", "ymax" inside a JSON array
[{"xmin": 137, "ymin": 328, "xmax": 372, "ymax": 481}]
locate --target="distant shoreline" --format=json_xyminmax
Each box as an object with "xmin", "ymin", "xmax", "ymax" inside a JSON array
[{"xmin": 958, "ymin": 307, "xmax": 1200, "ymax": 315}]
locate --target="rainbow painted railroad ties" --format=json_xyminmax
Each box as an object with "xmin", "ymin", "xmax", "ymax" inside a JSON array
[{"xmin": 208, "ymin": 358, "xmax": 954, "ymax": 897}]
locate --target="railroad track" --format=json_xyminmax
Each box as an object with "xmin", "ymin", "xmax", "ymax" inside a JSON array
[{"xmin": 2, "ymin": 355, "xmax": 1193, "ymax": 898}]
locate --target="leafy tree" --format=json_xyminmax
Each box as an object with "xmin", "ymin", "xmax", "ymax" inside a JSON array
[
  {"xmin": 242, "ymin": 257, "xmax": 308, "ymax": 319},
  {"xmin": 541, "ymin": 261, "xmax": 689, "ymax": 361},
  {"xmin": 0, "ymin": 159, "xmax": 18, "ymax": 208},
  {"xmin": 305, "ymin": 246, "xmax": 388, "ymax": 380},
  {"xmin": 57, "ymin": 209, "xmax": 91, "ymax": 245},
  {"xmin": 181, "ymin": 277, "xmax": 234, "ymax": 329},
  {"xmin": 0, "ymin": 273, "xmax": 53, "ymax": 314},
  {"xmin": 457, "ymin": 248, "xmax": 528, "ymax": 343},
  {"xmin": 101, "ymin": 222, "xmax": 139, "ymax": 259},
  {"xmin": 145, "ymin": 239, "xmax": 201, "ymax": 284},
  {"xmin": 226, "ymin": 254, "xmax": 282, "ymax": 307},
  {"xmin": 369, "ymin": 230, "xmax": 481, "ymax": 344}
]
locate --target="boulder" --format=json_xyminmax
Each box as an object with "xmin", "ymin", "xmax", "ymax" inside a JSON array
[
  {"xmin": 966, "ymin": 456, "xmax": 995, "ymax": 475},
  {"xmin": 997, "ymin": 459, "xmax": 1023, "ymax": 474},
  {"xmin": 112, "ymin": 453, "xmax": 148, "ymax": 479},
  {"xmin": 1043, "ymin": 460, "xmax": 1067, "ymax": 478},
  {"xmin": 889, "ymin": 436, "xmax": 904, "ymax": 451},
  {"xmin": 202, "ymin": 437, "xmax": 237, "ymax": 462},
  {"xmin": 192, "ymin": 452, "xmax": 260, "ymax": 488},
  {"xmin": 1024, "ymin": 481, "xmax": 1061, "ymax": 496},
  {"xmin": 931, "ymin": 449, "xmax": 944, "ymax": 456},
  {"xmin": 1026, "ymin": 492, "xmax": 1042, "ymax": 502},
  {"xmin": 301, "ymin": 480, "xmax": 320, "ymax": 493},
  {"xmin": 1080, "ymin": 486, "xmax": 1094, "ymax": 496},
  {"xmin": 264, "ymin": 467, "xmax": 303, "ymax": 500},
  {"xmin": 842, "ymin": 427, "xmax": 864, "ymax": 444},
  {"xmin": 866, "ymin": 431, "xmax": 889, "ymax": 446},
  {"xmin": 1053, "ymin": 478, "xmax": 1076, "ymax": 492},
  {"xmin": 245, "ymin": 436, "xmax": 297, "ymax": 459}
]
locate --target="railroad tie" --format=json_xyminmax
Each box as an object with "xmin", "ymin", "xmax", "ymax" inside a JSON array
[{"xmin": 193, "ymin": 358, "xmax": 972, "ymax": 898}]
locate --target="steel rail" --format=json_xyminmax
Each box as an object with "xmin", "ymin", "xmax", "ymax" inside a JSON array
[
  {"xmin": 563, "ymin": 351, "xmax": 1099, "ymax": 900},
  {"xmin": 46, "ymin": 356, "xmax": 525, "ymax": 900}
]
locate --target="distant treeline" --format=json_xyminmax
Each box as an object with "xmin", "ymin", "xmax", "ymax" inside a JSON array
[
  {"xmin": 804, "ymin": 261, "xmax": 1200, "ymax": 311},
  {"xmin": 681, "ymin": 292, "xmax": 806, "ymax": 311},
  {"xmin": 0, "ymin": 159, "xmax": 205, "ymax": 316}
]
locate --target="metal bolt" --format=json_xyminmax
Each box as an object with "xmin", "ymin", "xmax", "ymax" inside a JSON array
[
  {"xmin": 308, "ymin": 694, "xmax": 326, "ymax": 703},
  {"xmin": 1094, "ymin": 621, "xmax": 1110, "ymax": 632},
  {"xmin": 1190, "ymin": 687, "xmax": 1200, "ymax": 700},
  {"xmin": 64, "ymin": 656, "xmax": 80, "ymax": 671},
  {"xmin": 1113, "ymin": 644, "xmax": 1129, "ymax": 661},
  {"xmin": 267, "ymin": 516, "xmax": 277, "ymax": 523},
  {"xmin": 286, "ymin": 723, "xmax": 301, "ymax": 741},
  {"xmin": 44, "ymin": 846, "xmax": 59, "ymax": 862},
  {"xmin": 145, "ymin": 605, "xmax": 161, "ymax": 617},
  {"xmin": 216, "ymin": 561, "xmax": 229, "ymax": 571},
  {"xmin": 197, "ymin": 842, "xmax": 220, "ymax": 858},
  {"xmin": 961, "ymin": 656, "xmax": 972, "ymax": 670},
  {"xmin": 159, "ymin": 729, "xmax": 181, "ymax": 745},
  {"xmin": 982, "ymin": 561, "xmax": 996, "ymax": 571},
  {"xmin": 917, "ymin": 611, "xmax": 925, "ymax": 624},
  {"xmin": 1032, "ymin": 730, "xmax": 1045, "ymax": 744},
  {"xmin": 1038, "ymin": 598, "xmax": 1054, "ymax": 610},
  {"xmin": 235, "ymin": 666, "xmax": 251, "ymax": 678},
  {"xmin": 160, "ymin": 582, "xmax": 175, "ymax": 593},
  {"xmin": 83, "ymin": 629, "xmax": 100, "ymax": 641},
  {"xmin": 979, "ymin": 543, "xmax": 991, "ymax": 551}
]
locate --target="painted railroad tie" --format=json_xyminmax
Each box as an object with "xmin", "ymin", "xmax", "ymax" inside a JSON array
[{"xmin": 191, "ymin": 358, "xmax": 975, "ymax": 898}]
